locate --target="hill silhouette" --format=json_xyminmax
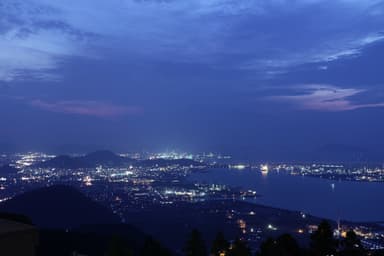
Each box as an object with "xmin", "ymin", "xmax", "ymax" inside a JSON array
[
  {"xmin": 0, "ymin": 185, "xmax": 120, "ymax": 228},
  {"xmin": 35, "ymin": 150, "xmax": 202, "ymax": 169},
  {"xmin": 0, "ymin": 186, "xmax": 173, "ymax": 255},
  {"xmin": 35, "ymin": 150, "xmax": 135, "ymax": 169},
  {"xmin": 82, "ymin": 150, "xmax": 130, "ymax": 166},
  {"xmin": 36, "ymin": 155, "xmax": 90, "ymax": 169}
]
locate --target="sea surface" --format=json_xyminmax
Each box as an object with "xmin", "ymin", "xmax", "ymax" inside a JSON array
[{"xmin": 188, "ymin": 168, "xmax": 384, "ymax": 222}]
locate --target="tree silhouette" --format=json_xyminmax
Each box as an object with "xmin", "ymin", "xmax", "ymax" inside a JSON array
[
  {"xmin": 140, "ymin": 236, "xmax": 172, "ymax": 256},
  {"xmin": 257, "ymin": 238, "xmax": 277, "ymax": 256},
  {"xmin": 257, "ymin": 234, "xmax": 300, "ymax": 256},
  {"xmin": 340, "ymin": 230, "xmax": 365, "ymax": 256},
  {"xmin": 310, "ymin": 220, "xmax": 337, "ymax": 256},
  {"xmin": 211, "ymin": 231, "xmax": 230, "ymax": 256},
  {"xmin": 184, "ymin": 229, "xmax": 207, "ymax": 256},
  {"xmin": 276, "ymin": 234, "xmax": 301, "ymax": 256},
  {"xmin": 228, "ymin": 238, "xmax": 251, "ymax": 256},
  {"xmin": 106, "ymin": 236, "xmax": 132, "ymax": 256}
]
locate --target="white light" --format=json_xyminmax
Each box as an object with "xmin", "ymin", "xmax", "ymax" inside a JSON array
[
  {"xmin": 233, "ymin": 164, "xmax": 246, "ymax": 170},
  {"xmin": 261, "ymin": 164, "xmax": 269, "ymax": 172}
]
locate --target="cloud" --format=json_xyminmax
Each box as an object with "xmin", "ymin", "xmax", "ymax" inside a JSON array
[
  {"xmin": 0, "ymin": 0, "xmax": 92, "ymax": 81},
  {"xmin": 29, "ymin": 99, "xmax": 142, "ymax": 118},
  {"xmin": 239, "ymin": 33, "xmax": 384, "ymax": 75},
  {"xmin": 271, "ymin": 85, "xmax": 384, "ymax": 111},
  {"xmin": 1, "ymin": 0, "xmax": 384, "ymax": 81},
  {"xmin": 0, "ymin": 30, "xmax": 73, "ymax": 81}
]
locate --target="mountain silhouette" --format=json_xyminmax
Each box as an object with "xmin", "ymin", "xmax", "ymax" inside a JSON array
[
  {"xmin": 82, "ymin": 150, "xmax": 130, "ymax": 166},
  {"xmin": 34, "ymin": 150, "xmax": 202, "ymax": 169},
  {"xmin": 0, "ymin": 186, "xmax": 172, "ymax": 256},
  {"xmin": 36, "ymin": 155, "xmax": 90, "ymax": 169},
  {"xmin": 35, "ymin": 150, "xmax": 135, "ymax": 169},
  {"xmin": 0, "ymin": 185, "xmax": 120, "ymax": 228}
]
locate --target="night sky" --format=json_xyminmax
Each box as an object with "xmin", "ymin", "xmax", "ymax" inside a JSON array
[{"xmin": 1, "ymin": 0, "xmax": 384, "ymax": 159}]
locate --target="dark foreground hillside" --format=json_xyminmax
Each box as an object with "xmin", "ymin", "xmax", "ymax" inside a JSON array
[
  {"xmin": 1, "ymin": 185, "xmax": 383, "ymax": 256},
  {"xmin": 0, "ymin": 185, "xmax": 120, "ymax": 228},
  {"xmin": 0, "ymin": 185, "xmax": 172, "ymax": 256}
]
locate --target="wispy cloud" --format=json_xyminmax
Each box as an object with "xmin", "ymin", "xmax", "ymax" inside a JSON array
[
  {"xmin": 0, "ymin": 29, "xmax": 76, "ymax": 81},
  {"xmin": 30, "ymin": 99, "xmax": 142, "ymax": 118},
  {"xmin": 0, "ymin": 0, "xmax": 92, "ymax": 81},
  {"xmin": 241, "ymin": 33, "xmax": 384, "ymax": 74},
  {"xmin": 271, "ymin": 85, "xmax": 384, "ymax": 111}
]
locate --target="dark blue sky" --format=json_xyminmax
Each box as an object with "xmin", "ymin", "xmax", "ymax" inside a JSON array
[{"xmin": 1, "ymin": 0, "xmax": 384, "ymax": 158}]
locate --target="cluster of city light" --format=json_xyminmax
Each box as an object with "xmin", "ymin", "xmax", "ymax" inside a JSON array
[
  {"xmin": 149, "ymin": 151, "xmax": 194, "ymax": 160},
  {"xmin": 0, "ymin": 197, "xmax": 10, "ymax": 203},
  {"xmin": 14, "ymin": 152, "xmax": 55, "ymax": 168},
  {"xmin": 1, "ymin": 151, "xmax": 384, "ymax": 250},
  {"xmin": 269, "ymin": 163, "xmax": 384, "ymax": 182},
  {"xmin": 229, "ymin": 164, "xmax": 247, "ymax": 170}
]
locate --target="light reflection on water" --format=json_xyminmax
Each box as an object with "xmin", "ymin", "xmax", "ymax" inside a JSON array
[{"xmin": 188, "ymin": 168, "xmax": 384, "ymax": 222}]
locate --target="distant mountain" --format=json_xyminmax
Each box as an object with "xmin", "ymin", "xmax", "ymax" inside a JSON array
[
  {"xmin": 51, "ymin": 144, "xmax": 110, "ymax": 154},
  {"xmin": 82, "ymin": 150, "xmax": 130, "ymax": 166},
  {"xmin": 0, "ymin": 185, "xmax": 120, "ymax": 228},
  {"xmin": 0, "ymin": 164, "xmax": 19, "ymax": 175},
  {"xmin": 33, "ymin": 149, "xmax": 204, "ymax": 169},
  {"xmin": 35, "ymin": 150, "xmax": 135, "ymax": 169},
  {"xmin": 36, "ymin": 155, "xmax": 90, "ymax": 169}
]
